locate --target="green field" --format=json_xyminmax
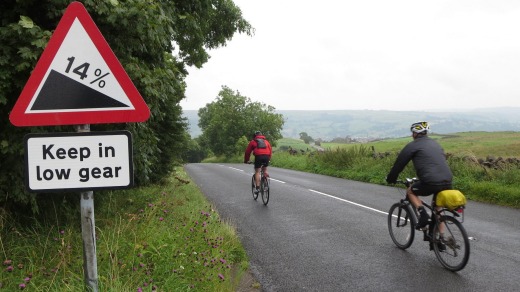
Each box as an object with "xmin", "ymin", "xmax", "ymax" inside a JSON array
[
  {"xmin": 317, "ymin": 131, "xmax": 520, "ymax": 158},
  {"xmin": 274, "ymin": 132, "xmax": 520, "ymax": 208}
]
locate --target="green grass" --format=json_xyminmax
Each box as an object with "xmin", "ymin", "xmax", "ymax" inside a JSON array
[
  {"xmin": 0, "ymin": 168, "xmax": 250, "ymax": 291},
  {"xmin": 274, "ymin": 132, "xmax": 520, "ymax": 208}
]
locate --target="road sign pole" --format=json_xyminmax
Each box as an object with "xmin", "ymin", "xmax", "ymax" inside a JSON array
[{"xmin": 76, "ymin": 124, "xmax": 98, "ymax": 292}]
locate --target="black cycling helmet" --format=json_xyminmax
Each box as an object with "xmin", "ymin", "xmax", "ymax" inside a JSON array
[{"xmin": 254, "ymin": 131, "xmax": 262, "ymax": 136}]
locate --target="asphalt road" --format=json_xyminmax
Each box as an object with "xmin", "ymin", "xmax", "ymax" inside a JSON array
[{"xmin": 184, "ymin": 163, "xmax": 520, "ymax": 292}]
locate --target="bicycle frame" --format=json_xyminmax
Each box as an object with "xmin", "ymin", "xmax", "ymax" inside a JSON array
[
  {"xmin": 249, "ymin": 161, "xmax": 270, "ymax": 205},
  {"xmin": 388, "ymin": 178, "xmax": 470, "ymax": 271}
]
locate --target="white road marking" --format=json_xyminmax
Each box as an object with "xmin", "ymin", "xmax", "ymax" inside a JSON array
[{"xmin": 309, "ymin": 189, "xmax": 387, "ymax": 215}]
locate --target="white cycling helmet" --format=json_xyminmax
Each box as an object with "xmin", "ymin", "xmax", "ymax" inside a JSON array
[{"xmin": 410, "ymin": 121, "xmax": 429, "ymax": 134}]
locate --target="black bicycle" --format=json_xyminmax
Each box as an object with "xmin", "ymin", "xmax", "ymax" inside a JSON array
[
  {"xmin": 387, "ymin": 178, "xmax": 470, "ymax": 271},
  {"xmin": 249, "ymin": 162, "xmax": 270, "ymax": 205}
]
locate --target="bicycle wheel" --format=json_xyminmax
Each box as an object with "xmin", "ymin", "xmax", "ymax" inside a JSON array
[
  {"xmin": 432, "ymin": 216, "xmax": 470, "ymax": 272},
  {"xmin": 251, "ymin": 174, "xmax": 258, "ymax": 200},
  {"xmin": 261, "ymin": 176, "xmax": 269, "ymax": 205},
  {"xmin": 388, "ymin": 202, "xmax": 415, "ymax": 249}
]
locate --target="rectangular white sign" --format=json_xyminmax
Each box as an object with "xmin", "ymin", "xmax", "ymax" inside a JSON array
[{"xmin": 24, "ymin": 131, "xmax": 133, "ymax": 192}]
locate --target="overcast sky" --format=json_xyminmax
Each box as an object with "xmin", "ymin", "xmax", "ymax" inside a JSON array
[{"xmin": 181, "ymin": 0, "xmax": 520, "ymax": 111}]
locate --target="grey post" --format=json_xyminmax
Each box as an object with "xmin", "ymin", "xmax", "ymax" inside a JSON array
[{"xmin": 75, "ymin": 124, "xmax": 98, "ymax": 291}]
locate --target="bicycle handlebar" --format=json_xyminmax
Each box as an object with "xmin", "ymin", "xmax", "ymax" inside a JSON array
[{"xmin": 390, "ymin": 177, "xmax": 418, "ymax": 187}]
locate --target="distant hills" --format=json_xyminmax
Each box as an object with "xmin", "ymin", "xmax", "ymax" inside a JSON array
[{"xmin": 182, "ymin": 107, "xmax": 520, "ymax": 140}]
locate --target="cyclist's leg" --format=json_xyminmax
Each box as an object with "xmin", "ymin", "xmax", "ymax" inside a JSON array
[
  {"xmin": 433, "ymin": 186, "xmax": 452, "ymax": 237},
  {"xmin": 409, "ymin": 182, "xmax": 432, "ymax": 228},
  {"xmin": 262, "ymin": 165, "xmax": 268, "ymax": 177},
  {"xmin": 256, "ymin": 155, "xmax": 269, "ymax": 178},
  {"xmin": 253, "ymin": 168, "xmax": 261, "ymax": 189},
  {"xmin": 406, "ymin": 186, "xmax": 422, "ymax": 209},
  {"xmin": 436, "ymin": 206, "xmax": 445, "ymax": 235},
  {"xmin": 253, "ymin": 157, "xmax": 262, "ymax": 189}
]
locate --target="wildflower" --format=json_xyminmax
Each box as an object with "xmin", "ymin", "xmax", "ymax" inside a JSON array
[
  {"xmin": 19, "ymin": 283, "xmax": 26, "ymax": 290},
  {"xmin": 159, "ymin": 217, "xmax": 164, "ymax": 221},
  {"xmin": 3, "ymin": 259, "xmax": 12, "ymax": 266},
  {"xmin": 220, "ymin": 258, "xmax": 226, "ymax": 264},
  {"xmin": 137, "ymin": 288, "xmax": 143, "ymax": 292},
  {"xmin": 24, "ymin": 277, "xmax": 31, "ymax": 283},
  {"xmin": 218, "ymin": 274, "xmax": 225, "ymax": 280},
  {"xmin": 6, "ymin": 266, "xmax": 14, "ymax": 272},
  {"xmin": 137, "ymin": 253, "xmax": 143, "ymax": 257},
  {"xmin": 60, "ymin": 230, "xmax": 65, "ymax": 235}
]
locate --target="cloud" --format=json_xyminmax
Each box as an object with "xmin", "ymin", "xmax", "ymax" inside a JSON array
[{"xmin": 182, "ymin": 0, "xmax": 520, "ymax": 111}]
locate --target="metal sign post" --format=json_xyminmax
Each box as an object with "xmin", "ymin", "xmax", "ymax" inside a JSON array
[{"xmin": 76, "ymin": 124, "xmax": 98, "ymax": 292}]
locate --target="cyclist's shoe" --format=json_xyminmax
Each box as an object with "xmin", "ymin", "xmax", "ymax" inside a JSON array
[
  {"xmin": 254, "ymin": 187, "xmax": 260, "ymax": 195},
  {"xmin": 437, "ymin": 242, "xmax": 446, "ymax": 252},
  {"xmin": 416, "ymin": 211, "xmax": 430, "ymax": 229}
]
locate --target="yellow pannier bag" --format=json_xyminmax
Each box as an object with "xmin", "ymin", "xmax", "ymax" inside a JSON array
[{"xmin": 436, "ymin": 190, "xmax": 467, "ymax": 210}]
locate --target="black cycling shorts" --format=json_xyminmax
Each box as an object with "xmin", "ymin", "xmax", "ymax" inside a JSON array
[
  {"xmin": 411, "ymin": 181, "xmax": 452, "ymax": 196},
  {"xmin": 254, "ymin": 155, "xmax": 270, "ymax": 169}
]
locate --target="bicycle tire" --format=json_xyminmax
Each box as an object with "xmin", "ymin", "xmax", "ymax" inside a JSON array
[
  {"xmin": 432, "ymin": 216, "xmax": 470, "ymax": 272},
  {"xmin": 388, "ymin": 202, "xmax": 415, "ymax": 249},
  {"xmin": 261, "ymin": 175, "xmax": 269, "ymax": 205},
  {"xmin": 251, "ymin": 174, "xmax": 258, "ymax": 200}
]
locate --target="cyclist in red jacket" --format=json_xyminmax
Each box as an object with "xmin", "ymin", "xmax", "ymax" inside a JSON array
[{"xmin": 244, "ymin": 131, "xmax": 272, "ymax": 194}]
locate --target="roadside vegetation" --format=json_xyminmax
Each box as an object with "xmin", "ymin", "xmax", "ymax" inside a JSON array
[
  {"xmin": 221, "ymin": 132, "xmax": 520, "ymax": 209},
  {"xmin": 0, "ymin": 168, "xmax": 250, "ymax": 291},
  {"xmin": 272, "ymin": 133, "xmax": 520, "ymax": 208}
]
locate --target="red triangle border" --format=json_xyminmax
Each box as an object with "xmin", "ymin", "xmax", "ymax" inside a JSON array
[{"xmin": 10, "ymin": 1, "xmax": 150, "ymax": 126}]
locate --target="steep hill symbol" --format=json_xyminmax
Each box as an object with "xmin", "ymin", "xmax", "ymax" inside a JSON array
[{"xmin": 31, "ymin": 70, "xmax": 129, "ymax": 110}]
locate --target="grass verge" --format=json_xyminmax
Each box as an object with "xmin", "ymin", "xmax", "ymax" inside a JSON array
[{"xmin": 0, "ymin": 167, "xmax": 250, "ymax": 291}]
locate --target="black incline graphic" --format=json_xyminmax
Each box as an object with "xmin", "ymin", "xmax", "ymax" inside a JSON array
[{"xmin": 31, "ymin": 70, "xmax": 129, "ymax": 110}]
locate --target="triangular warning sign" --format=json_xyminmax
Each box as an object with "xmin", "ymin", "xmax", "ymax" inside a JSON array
[{"xmin": 10, "ymin": 1, "xmax": 150, "ymax": 127}]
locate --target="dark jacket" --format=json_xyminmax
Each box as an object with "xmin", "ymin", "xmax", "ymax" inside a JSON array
[{"xmin": 387, "ymin": 135, "xmax": 452, "ymax": 185}]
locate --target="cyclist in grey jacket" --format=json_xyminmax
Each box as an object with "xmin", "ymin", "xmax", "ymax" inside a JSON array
[{"xmin": 386, "ymin": 122, "xmax": 453, "ymax": 228}]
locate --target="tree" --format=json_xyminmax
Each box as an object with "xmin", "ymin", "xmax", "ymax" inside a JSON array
[
  {"xmin": 0, "ymin": 0, "xmax": 252, "ymax": 210},
  {"xmin": 299, "ymin": 132, "xmax": 314, "ymax": 144},
  {"xmin": 198, "ymin": 86, "xmax": 284, "ymax": 157}
]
